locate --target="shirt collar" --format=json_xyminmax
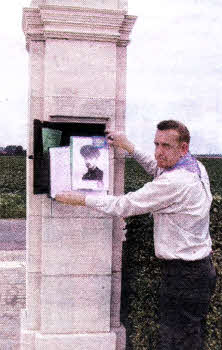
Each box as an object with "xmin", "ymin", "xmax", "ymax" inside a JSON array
[{"xmin": 163, "ymin": 152, "xmax": 201, "ymax": 177}]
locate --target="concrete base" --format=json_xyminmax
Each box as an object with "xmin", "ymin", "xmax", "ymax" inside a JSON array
[
  {"xmin": 21, "ymin": 310, "xmax": 125, "ymax": 350},
  {"xmin": 21, "ymin": 330, "xmax": 117, "ymax": 350},
  {"xmin": 35, "ymin": 332, "xmax": 116, "ymax": 350}
]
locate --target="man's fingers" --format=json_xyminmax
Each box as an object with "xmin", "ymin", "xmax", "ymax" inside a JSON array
[{"xmin": 105, "ymin": 130, "xmax": 114, "ymax": 141}]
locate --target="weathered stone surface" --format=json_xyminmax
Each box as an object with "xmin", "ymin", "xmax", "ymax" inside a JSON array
[
  {"xmin": 51, "ymin": 200, "xmax": 111, "ymax": 218},
  {"xmin": 110, "ymin": 272, "xmax": 122, "ymax": 327},
  {"xmin": 31, "ymin": 0, "xmax": 119, "ymax": 9},
  {"xmin": 26, "ymin": 216, "xmax": 42, "ymax": 272},
  {"xmin": 0, "ymin": 261, "xmax": 26, "ymax": 349},
  {"xmin": 116, "ymin": 46, "xmax": 127, "ymax": 100},
  {"xmin": 41, "ymin": 275, "xmax": 111, "ymax": 333},
  {"xmin": 26, "ymin": 273, "xmax": 41, "ymax": 330},
  {"xmin": 44, "ymin": 40, "xmax": 116, "ymax": 97},
  {"xmin": 29, "ymin": 41, "xmax": 45, "ymax": 97},
  {"xmin": 112, "ymin": 218, "xmax": 125, "ymax": 272},
  {"xmin": 112, "ymin": 325, "xmax": 126, "ymax": 350},
  {"xmin": 21, "ymin": 1, "xmax": 136, "ymax": 349},
  {"xmin": 20, "ymin": 310, "xmax": 36, "ymax": 350},
  {"xmin": 42, "ymin": 217, "xmax": 113, "ymax": 275},
  {"xmin": 45, "ymin": 96, "xmax": 116, "ymax": 119},
  {"xmin": 35, "ymin": 332, "xmax": 116, "ymax": 350}
]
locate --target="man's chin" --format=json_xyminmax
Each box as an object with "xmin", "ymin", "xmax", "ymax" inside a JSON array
[{"xmin": 157, "ymin": 160, "xmax": 167, "ymax": 168}]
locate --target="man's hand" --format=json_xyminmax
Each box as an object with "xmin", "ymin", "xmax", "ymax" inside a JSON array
[
  {"xmin": 105, "ymin": 130, "xmax": 135, "ymax": 154},
  {"xmin": 55, "ymin": 191, "xmax": 86, "ymax": 206}
]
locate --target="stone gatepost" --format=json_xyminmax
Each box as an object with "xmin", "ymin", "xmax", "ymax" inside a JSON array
[{"xmin": 21, "ymin": 1, "xmax": 136, "ymax": 349}]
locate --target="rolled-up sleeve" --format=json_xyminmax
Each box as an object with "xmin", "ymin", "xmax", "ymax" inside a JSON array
[{"xmin": 85, "ymin": 173, "xmax": 188, "ymax": 217}]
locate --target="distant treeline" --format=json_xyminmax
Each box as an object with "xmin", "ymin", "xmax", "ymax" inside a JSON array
[
  {"xmin": 0, "ymin": 145, "xmax": 26, "ymax": 156},
  {"xmin": 195, "ymin": 154, "xmax": 222, "ymax": 159},
  {"xmin": 125, "ymin": 153, "xmax": 222, "ymax": 159}
]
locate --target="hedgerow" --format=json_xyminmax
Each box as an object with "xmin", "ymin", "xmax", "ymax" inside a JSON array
[{"xmin": 121, "ymin": 158, "xmax": 222, "ymax": 349}]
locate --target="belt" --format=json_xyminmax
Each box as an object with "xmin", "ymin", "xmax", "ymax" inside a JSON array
[{"xmin": 160, "ymin": 254, "xmax": 212, "ymax": 267}]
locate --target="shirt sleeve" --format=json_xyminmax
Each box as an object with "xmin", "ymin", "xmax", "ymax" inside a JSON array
[
  {"xmin": 132, "ymin": 146, "xmax": 158, "ymax": 177},
  {"xmin": 85, "ymin": 173, "xmax": 188, "ymax": 217}
]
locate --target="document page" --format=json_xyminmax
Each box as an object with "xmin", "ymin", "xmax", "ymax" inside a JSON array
[{"xmin": 49, "ymin": 146, "xmax": 71, "ymax": 198}]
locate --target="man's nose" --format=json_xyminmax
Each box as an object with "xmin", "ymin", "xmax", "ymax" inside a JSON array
[{"xmin": 155, "ymin": 145, "xmax": 163, "ymax": 156}]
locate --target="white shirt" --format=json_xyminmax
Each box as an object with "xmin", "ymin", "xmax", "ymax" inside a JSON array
[{"xmin": 86, "ymin": 147, "xmax": 213, "ymax": 261}]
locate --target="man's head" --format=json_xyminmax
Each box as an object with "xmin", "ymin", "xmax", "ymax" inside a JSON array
[
  {"xmin": 80, "ymin": 145, "xmax": 100, "ymax": 170},
  {"xmin": 154, "ymin": 120, "xmax": 190, "ymax": 169}
]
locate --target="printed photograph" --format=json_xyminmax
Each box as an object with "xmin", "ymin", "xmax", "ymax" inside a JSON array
[{"xmin": 71, "ymin": 136, "xmax": 109, "ymax": 192}]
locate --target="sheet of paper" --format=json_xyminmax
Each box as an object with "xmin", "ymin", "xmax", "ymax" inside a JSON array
[
  {"xmin": 70, "ymin": 136, "xmax": 109, "ymax": 192},
  {"xmin": 49, "ymin": 146, "xmax": 71, "ymax": 198}
]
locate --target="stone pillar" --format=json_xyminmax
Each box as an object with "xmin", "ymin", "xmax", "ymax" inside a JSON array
[{"xmin": 21, "ymin": 1, "xmax": 136, "ymax": 349}]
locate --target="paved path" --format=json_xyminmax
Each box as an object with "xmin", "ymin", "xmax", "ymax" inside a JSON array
[{"xmin": 0, "ymin": 219, "xmax": 26, "ymax": 250}]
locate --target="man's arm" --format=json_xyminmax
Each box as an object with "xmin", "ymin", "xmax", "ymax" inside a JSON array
[
  {"xmin": 55, "ymin": 172, "xmax": 188, "ymax": 218},
  {"xmin": 105, "ymin": 131, "xmax": 135, "ymax": 154},
  {"xmin": 106, "ymin": 131, "xmax": 158, "ymax": 176}
]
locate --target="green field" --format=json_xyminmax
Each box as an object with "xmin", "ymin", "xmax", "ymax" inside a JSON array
[{"xmin": 0, "ymin": 156, "xmax": 26, "ymax": 218}]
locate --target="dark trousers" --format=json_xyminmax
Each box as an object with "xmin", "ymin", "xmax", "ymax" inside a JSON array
[{"xmin": 156, "ymin": 255, "xmax": 217, "ymax": 350}]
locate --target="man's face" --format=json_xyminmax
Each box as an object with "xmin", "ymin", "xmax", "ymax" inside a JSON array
[{"xmin": 154, "ymin": 129, "xmax": 189, "ymax": 169}]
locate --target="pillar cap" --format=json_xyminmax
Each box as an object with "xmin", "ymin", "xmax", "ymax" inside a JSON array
[
  {"xmin": 23, "ymin": 5, "xmax": 137, "ymax": 50},
  {"xmin": 30, "ymin": 0, "xmax": 128, "ymax": 10}
]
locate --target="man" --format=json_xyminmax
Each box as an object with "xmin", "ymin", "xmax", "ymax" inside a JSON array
[
  {"xmin": 80, "ymin": 145, "xmax": 103, "ymax": 181},
  {"xmin": 55, "ymin": 120, "xmax": 216, "ymax": 350}
]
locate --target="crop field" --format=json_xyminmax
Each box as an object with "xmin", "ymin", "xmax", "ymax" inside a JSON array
[{"xmin": 0, "ymin": 156, "xmax": 26, "ymax": 218}]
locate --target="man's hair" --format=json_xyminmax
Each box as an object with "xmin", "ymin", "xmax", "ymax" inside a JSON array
[
  {"xmin": 80, "ymin": 145, "xmax": 100, "ymax": 159},
  {"xmin": 157, "ymin": 120, "xmax": 190, "ymax": 144}
]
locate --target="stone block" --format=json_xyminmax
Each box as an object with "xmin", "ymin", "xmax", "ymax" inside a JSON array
[
  {"xmin": 111, "ymin": 272, "xmax": 122, "ymax": 327},
  {"xmin": 20, "ymin": 331, "xmax": 35, "ymax": 350},
  {"xmin": 35, "ymin": 332, "xmax": 116, "ymax": 350},
  {"xmin": 42, "ymin": 217, "xmax": 112, "ymax": 275},
  {"xmin": 112, "ymin": 218, "xmax": 125, "ymax": 272},
  {"xmin": 112, "ymin": 325, "xmax": 126, "ymax": 350},
  {"xmin": 113, "ymin": 158, "xmax": 125, "ymax": 194},
  {"xmin": 51, "ymin": 200, "xmax": 111, "ymax": 218},
  {"xmin": 26, "ymin": 273, "xmax": 41, "ymax": 330},
  {"xmin": 0, "ymin": 261, "xmax": 26, "ymax": 349},
  {"xmin": 26, "ymin": 216, "xmax": 42, "ymax": 273},
  {"xmin": 116, "ymin": 46, "xmax": 127, "ymax": 100},
  {"xmin": 42, "ymin": 195, "xmax": 52, "ymax": 217},
  {"xmin": 20, "ymin": 310, "xmax": 36, "ymax": 350},
  {"xmin": 115, "ymin": 100, "xmax": 126, "ymax": 128},
  {"xmin": 26, "ymin": 157, "xmax": 43, "ymax": 217},
  {"xmin": 29, "ymin": 41, "xmax": 45, "ymax": 97},
  {"xmin": 44, "ymin": 40, "xmax": 116, "ymax": 99},
  {"xmin": 33, "ymin": 0, "xmax": 119, "ymax": 10},
  {"xmin": 28, "ymin": 97, "xmax": 44, "ymax": 124},
  {"xmin": 41, "ymin": 275, "xmax": 111, "ymax": 333},
  {"xmin": 44, "ymin": 96, "xmax": 115, "ymax": 119}
]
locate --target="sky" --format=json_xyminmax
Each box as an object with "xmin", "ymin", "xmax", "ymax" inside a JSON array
[{"xmin": 0, "ymin": 0, "xmax": 222, "ymax": 154}]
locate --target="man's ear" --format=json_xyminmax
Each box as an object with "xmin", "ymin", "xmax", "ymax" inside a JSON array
[{"xmin": 181, "ymin": 142, "xmax": 189, "ymax": 156}]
